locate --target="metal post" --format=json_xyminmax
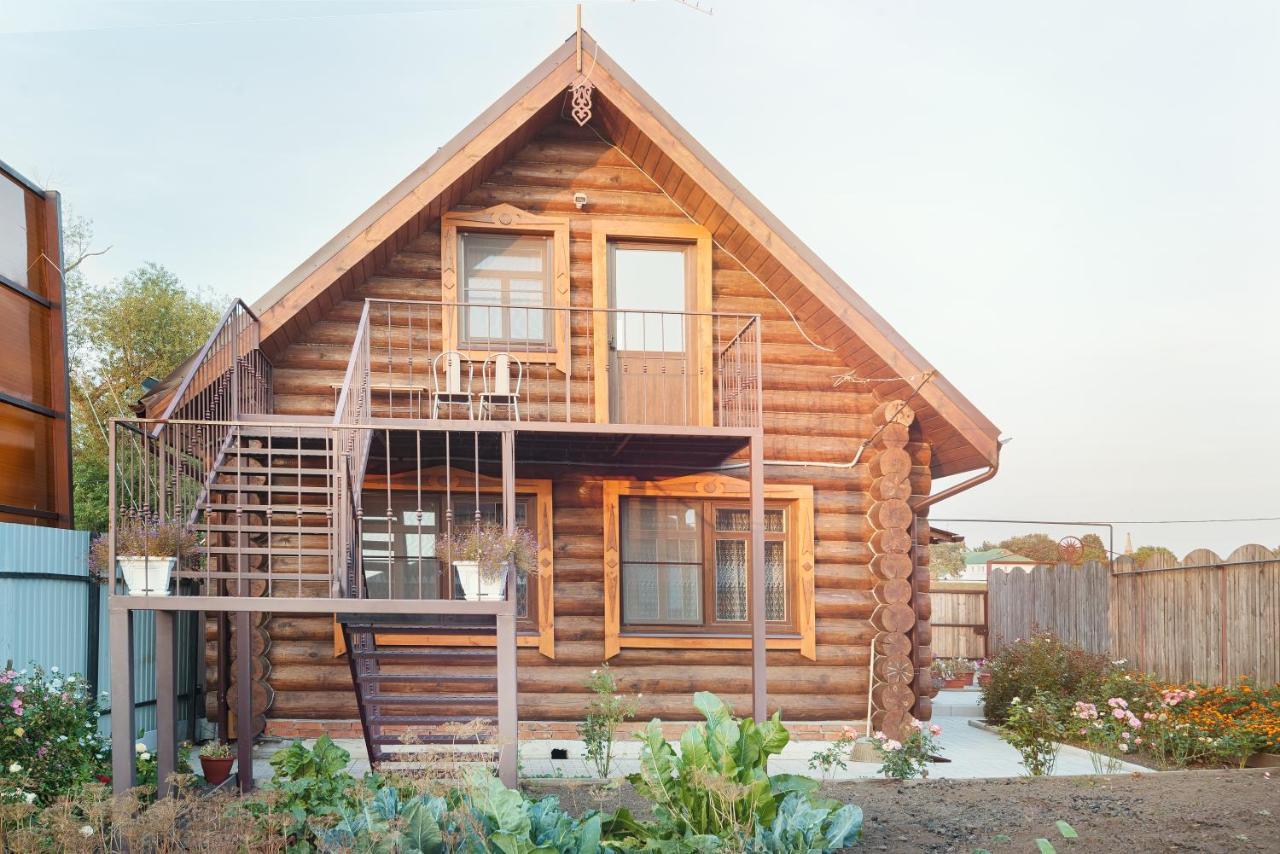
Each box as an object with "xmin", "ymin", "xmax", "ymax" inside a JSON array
[
  {"xmin": 497, "ymin": 430, "xmax": 518, "ymax": 785},
  {"xmin": 109, "ymin": 605, "xmax": 135, "ymax": 795},
  {"xmin": 235, "ymin": 611, "xmax": 254, "ymax": 792},
  {"xmin": 155, "ymin": 610, "xmax": 177, "ymax": 797},
  {"xmin": 749, "ymin": 434, "xmax": 767, "ymax": 721}
]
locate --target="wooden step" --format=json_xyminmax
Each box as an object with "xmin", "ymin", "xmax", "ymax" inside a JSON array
[
  {"xmin": 359, "ymin": 673, "xmax": 497, "ymax": 685},
  {"xmin": 207, "ymin": 483, "xmax": 334, "ymax": 494},
  {"xmin": 350, "ymin": 648, "xmax": 498, "ymax": 665},
  {"xmin": 364, "ymin": 694, "xmax": 498, "ymax": 707}
]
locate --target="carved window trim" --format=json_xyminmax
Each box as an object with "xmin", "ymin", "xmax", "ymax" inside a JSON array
[{"xmin": 441, "ymin": 204, "xmax": 571, "ymax": 374}]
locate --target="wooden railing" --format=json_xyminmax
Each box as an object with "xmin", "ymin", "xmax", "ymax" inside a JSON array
[{"xmin": 331, "ymin": 299, "xmax": 762, "ymax": 430}]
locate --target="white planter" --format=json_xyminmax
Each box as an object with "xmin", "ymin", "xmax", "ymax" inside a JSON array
[
  {"xmin": 117, "ymin": 556, "xmax": 176, "ymax": 596},
  {"xmin": 453, "ymin": 560, "xmax": 508, "ymax": 601}
]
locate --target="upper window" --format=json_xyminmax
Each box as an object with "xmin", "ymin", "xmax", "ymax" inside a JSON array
[
  {"xmin": 459, "ymin": 232, "xmax": 552, "ymax": 348},
  {"xmin": 619, "ymin": 496, "xmax": 790, "ymax": 632}
]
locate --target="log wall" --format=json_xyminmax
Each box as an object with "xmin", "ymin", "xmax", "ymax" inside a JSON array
[{"xmin": 234, "ymin": 119, "xmax": 934, "ymax": 723}]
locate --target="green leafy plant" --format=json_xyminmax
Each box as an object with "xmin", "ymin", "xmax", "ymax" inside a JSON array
[
  {"xmin": 441, "ymin": 522, "xmax": 539, "ymax": 582},
  {"xmin": 578, "ymin": 665, "xmax": 635, "ymax": 778},
  {"xmin": 1000, "ymin": 690, "xmax": 1065, "ymax": 776},
  {"xmin": 260, "ymin": 735, "xmax": 361, "ymax": 846},
  {"xmin": 612, "ymin": 692, "xmax": 862, "ymax": 850}
]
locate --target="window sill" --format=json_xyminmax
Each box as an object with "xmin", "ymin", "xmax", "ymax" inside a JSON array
[{"xmin": 618, "ymin": 633, "xmax": 803, "ymax": 652}]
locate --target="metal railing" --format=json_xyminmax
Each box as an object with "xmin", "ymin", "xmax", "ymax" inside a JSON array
[{"xmin": 332, "ymin": 299, "xmax": 762, "ymax": 430}]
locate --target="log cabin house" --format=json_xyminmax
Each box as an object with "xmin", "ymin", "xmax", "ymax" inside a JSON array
[{"xmin": 108, "ymin": 30, "xmax": 1001, "ymax": 792}]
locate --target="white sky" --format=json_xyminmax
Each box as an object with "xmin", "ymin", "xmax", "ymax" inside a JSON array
[{"xmin": 3, "ymin": 0, "xmax": 1278, "ymax": 557}]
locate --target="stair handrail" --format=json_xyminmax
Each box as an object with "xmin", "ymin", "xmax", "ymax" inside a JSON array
[{"xmin": 333, "ymin": 301, "xmax": 373, "ymax": 599}]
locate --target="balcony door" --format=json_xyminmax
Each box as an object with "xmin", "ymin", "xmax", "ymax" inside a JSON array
[{"xmin": 607, "ymin": 241, "xmax": 695, "ymax": 426}]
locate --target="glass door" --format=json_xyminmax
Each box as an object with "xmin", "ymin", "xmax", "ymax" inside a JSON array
[{"xmin": 607, "ymin": 242, "xmax": 694, "ymax": 425}]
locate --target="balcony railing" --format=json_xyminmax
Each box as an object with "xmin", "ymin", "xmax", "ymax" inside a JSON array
[{"xmin": 333, "ymin": 299, "xmax": 761, "ymax": 431}]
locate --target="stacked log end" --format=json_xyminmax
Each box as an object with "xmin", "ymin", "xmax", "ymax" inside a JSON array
[{"xmin": 867, "ymin": 400, "xmax": 917, "ymax": 739}]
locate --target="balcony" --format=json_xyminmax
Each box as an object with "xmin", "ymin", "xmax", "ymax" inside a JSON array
[{"xmin": 334, "ymin": 299, "xmax": 762, "ymax": 435}]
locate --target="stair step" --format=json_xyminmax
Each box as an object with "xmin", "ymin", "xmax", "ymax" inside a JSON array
[
  {"xmin": 199, "ymin": 504, "xmax": 332, "ymax": 515},
  {"xmin": 235, "ymin": 426, "xmax": 334, "ymax": 439},
  {"xmin": 226, "ymin": 447, "xmax": 334, "ymax": 457},
  {"xmin": 215, "ymin": 466, "xmax": 331, "ymax": 476},
  {"xmin": 199, "ymin": 545, "xmax": 333, "ymax": 556},
  {"xmin": 208, "ymin": 483, "xmax": 334, "ymax": 494},
  {"xmin": 364, "ymin": 714, "xmax": 498, "ymax": 727},
  {"xmin": 372, "ymin": 734, "xmax": 500, "ymax": 746},
  {"xmin": 195, "ymin": 524, "xmax": 334, "ymax": 534},
  {"xmin": 365, "ymin": 694, "xmax": 498, "ymax": 706},
  {"xmin": 343, "ymin": 623, "xmax": 497, "ymax": 635},
  {"xmin": 360, "ymin": 673, "xmax": 497, "ymax": 684},
  {"xmin": 351, "ymin": 648, "xmax": 498, "ymax": 665}
]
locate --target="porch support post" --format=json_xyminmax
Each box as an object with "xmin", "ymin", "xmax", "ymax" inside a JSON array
[
  {"xmin": 497, "ymin": 429, "xmax": 518, "ymax": 785},
  {"xmin": 749, "ymin": 433, "xmax": 767, "ymax": 721},
  {"xmin": 109, "ymin": 605, "xmax": 135, "ymax": 795},
  {"xmin": 235, "ymin": 611, "xmax": 254, "ymax": 792},
  {"xmin": 155, "ymin": 609, "xmax": 177, "ymax": 797}
]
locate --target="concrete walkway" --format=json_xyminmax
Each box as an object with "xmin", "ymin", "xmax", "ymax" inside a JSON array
[{"xmin": 232, "ymin": 688, "xmax": 1147, "ymax": 785}]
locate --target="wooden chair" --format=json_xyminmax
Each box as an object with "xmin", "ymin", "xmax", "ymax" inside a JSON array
[
  {"xmin": 480, "ymin": 352, "xmax": 523, "ymax": 421},
  {"xmin": 430, "ymin": 351, "xmax": 474, "ymax": 419}
]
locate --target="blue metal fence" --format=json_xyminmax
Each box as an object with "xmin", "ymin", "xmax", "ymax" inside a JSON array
[{"xmin": 0, "ymin": 522, "xmax": 202, "ymax": 739}]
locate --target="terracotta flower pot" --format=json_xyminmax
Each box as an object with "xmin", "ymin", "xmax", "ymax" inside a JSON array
[
  {"xmin": 200, "ymin": 755, "xmax": 235, "ymax": 786},
  {"xmin": 942, "ymin": 676, "xmax": 971, "ymax": 689},
  {"xmin": 977, "ymin": 672, "xmax": 993, "ymax": 688}
]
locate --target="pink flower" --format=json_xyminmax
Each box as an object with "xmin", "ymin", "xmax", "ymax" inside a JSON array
[
  {"xmin": 1112, "ymin": 708, "xmax": 1126, "ymax": 720},
  {"xmin": 9, "ymin": 699, "xmax": 21, "ymax": 711},
  {"xmin": 1121, "ymin": 731, "xmax": 1130, "ymax": 740},
  {"xmin": 1134, "ymin": 737, "xmax": 1143, "ymax": 745},
  {"xmin": 13, "ymin": 707, "xmax": 22, "ymax": 717},
  {"xmin": 12, "ymin": 685, "xmax": 23, "ymax": 694},
  {"xmin": 929, "ymin": 724, "xmax": 942, "ymax": 737}
]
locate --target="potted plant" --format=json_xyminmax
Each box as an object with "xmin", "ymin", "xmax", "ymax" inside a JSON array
[
  {"xmin": 198, "ymin": 740, "xmax": 234, "ymax": 785},
  {"xmin": 975, "ymin": 658, "xmax": 993, "ymax": 688},
  {"xmin": 931, "ymin": 658, "xmax": 972, "ymax": 689},
  {"xmin": 441, "ymin": 521, "xmax": 538, "ymax": 601},
  {"xmin": 90, "ymin": 518, "xmax": 197, "ymax": 596}
]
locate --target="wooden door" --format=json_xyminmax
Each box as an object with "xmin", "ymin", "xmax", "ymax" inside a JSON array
[{"xmin": 607, "ymin": 241, "xmax": 694, "ymax": 425}]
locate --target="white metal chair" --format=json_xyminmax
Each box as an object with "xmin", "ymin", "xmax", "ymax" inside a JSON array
[
  {"xmin": 430, "ymin": 351, "xmax": 474, "ymax": 419},
  {"xmin": 480, "ymin": 352, "xmax": 524, "ymax": 421}
]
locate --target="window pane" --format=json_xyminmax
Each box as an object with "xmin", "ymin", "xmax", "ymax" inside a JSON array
[
  {"xmin": 714, "ymin": 508, "xmax": 784, "ymax": 533},
  {"xmin": 0, "ymin": 177, "xmax": 30, "ymax": 290},
  {"xmin": 765, "ymin": 540, "xmax": 786, "ymax": 622},
  {"xmin": 611, "ymin": 246, "xmax": 687, "ymax": 352},
  {"xmin": 622, "ymin": 563, "xmax": 701, "ymax": 624},
  {"xmin": 714, "ymin": 540, "xmax": 747, "ymax": 621},
  {"xmin": 621, "ymin": 497, "xmax": 702, "ymax": 625},
  {"xmin": 465, "ymin": 234, "xmax": 547, "ymax": 275}
]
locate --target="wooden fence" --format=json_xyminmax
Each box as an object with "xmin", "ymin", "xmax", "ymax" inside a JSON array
[
  {"xmin": 929, "ymin": 581, "xmax": 988, "ymax": 659},
  {"xmin": 987, "ymin": 545, "xmax": 1280, "ymax": 685}
]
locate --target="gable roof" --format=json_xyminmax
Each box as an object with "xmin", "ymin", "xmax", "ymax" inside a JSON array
[{"xmin": 171, "ymin": 30, "xmax": 1001, "ymax": 476}]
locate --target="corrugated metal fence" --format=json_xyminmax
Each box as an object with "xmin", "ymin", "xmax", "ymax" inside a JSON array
[{"xmin": 0, "ymin": 522, "xmax": 202, "ymax": 738}]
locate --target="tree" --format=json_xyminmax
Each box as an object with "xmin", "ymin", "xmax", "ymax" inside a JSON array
[
  {"xmin": 928, "ymin": 542, "xmax": 966, "ymax": 579},
  {"xmin": 1131, "ymin": 545, "xmax": 1177, "ymax": 567},
  {"xmin": 993, "ymin": 533, "xmax": 1059, "ymax": 564},
  {"xmin": 1080, "ymin": 533, "xmax": 1108, "ymax": 563},
  {"xmin": 66, "ymin": 219, "xmax": 220, "ymax": 531}
]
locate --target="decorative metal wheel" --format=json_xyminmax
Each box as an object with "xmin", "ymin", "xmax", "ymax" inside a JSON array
[{"xmin": 1058, "ymin": 536, "xmax": 1085, "ymax": 565}]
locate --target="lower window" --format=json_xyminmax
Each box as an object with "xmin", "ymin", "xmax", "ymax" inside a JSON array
[
  {"xmin": 359, "ymin": 490, "xmax": 536, "ymax": 625},
  {"xmin": 619, "ymin": 496, "xmax": 791, "ymax": 632}
]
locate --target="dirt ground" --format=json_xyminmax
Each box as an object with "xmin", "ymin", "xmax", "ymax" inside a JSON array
[{"xmin": 525, "ymin": 768, "xmax": 1280, "ymax": 853}]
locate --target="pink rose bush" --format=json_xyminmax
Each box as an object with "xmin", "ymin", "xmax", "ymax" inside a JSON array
[
  {"xmin": 871, "ymin": 718, "xmax": 942, "ymax": 780},
  {"xmin": 0, "ymin": 665, "xmax": 107, "ymax": 804}
]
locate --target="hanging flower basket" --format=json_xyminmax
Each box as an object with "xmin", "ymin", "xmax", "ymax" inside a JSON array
[{"xmin": 442, "ymin": 522, "xmax": 538, "ymax": 602}]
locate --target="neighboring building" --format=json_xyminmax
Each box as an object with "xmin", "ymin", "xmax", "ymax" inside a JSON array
[
  {"xmin": 0, "ymin": 160, "xmax": 72, "ymax": 529},
  {"xmin": 109, "ymin": 31, "xmax": 1001, "ymax": 790},
  {"xmin": 959, "ymin": 548, "xmax": 1038, "ymax": 581}
]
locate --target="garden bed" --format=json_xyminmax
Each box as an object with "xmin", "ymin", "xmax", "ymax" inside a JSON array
[{"xmin": 527, "ymin": 768, "xmax": 1279, "ymax": 852}]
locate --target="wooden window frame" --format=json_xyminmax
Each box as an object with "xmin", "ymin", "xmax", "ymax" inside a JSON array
[
  {"xmin": 590, "ymin": 219, "xmax": 713, "ymax": 426},
  {"xmin": 618, "ymin": 498, "xmax": 793, "ymax": 633},
  {"xmin": 333, "ymin": 465, "xmax": 555, "ymax": 659},
  {"xmin": 603, "ymin": 474, "xmax": 816, "ymax": 660},
  {"xmin": 441, "ymin": 204, "xmax": 571, "ymax": 374}
]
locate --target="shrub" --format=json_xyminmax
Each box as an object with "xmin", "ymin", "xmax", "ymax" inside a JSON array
[
  {"xmin": 982, "ymin": 633, "xmax": 1118, "ymax": 723},
  {"xmin": 0, "ymin": 665, "xmax": 106, "ymax": 804},
  {"xmin": 1000, "ymin": 690, "xmax": 1065, "ymax": 776},
  {"xmin": 872, "ymin": 720, "xmax": 942, "ymax": 780},
  {"xmin": 577, "ymin": 664, "xmax": 635, "ymax": 778},
  {"xmin": 440, "ymin": 522, "xmax": 538, "ymax": 582}
]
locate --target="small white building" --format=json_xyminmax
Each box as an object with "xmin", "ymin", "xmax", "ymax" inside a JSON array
[{"xmin": 958, "ymin": 548, "xmax": 1038, "ymax": 581}]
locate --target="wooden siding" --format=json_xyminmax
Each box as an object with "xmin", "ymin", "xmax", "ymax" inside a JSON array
[{"xmin": 245, "ymin": 120, "xmax": 934, "ymax": 722}]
